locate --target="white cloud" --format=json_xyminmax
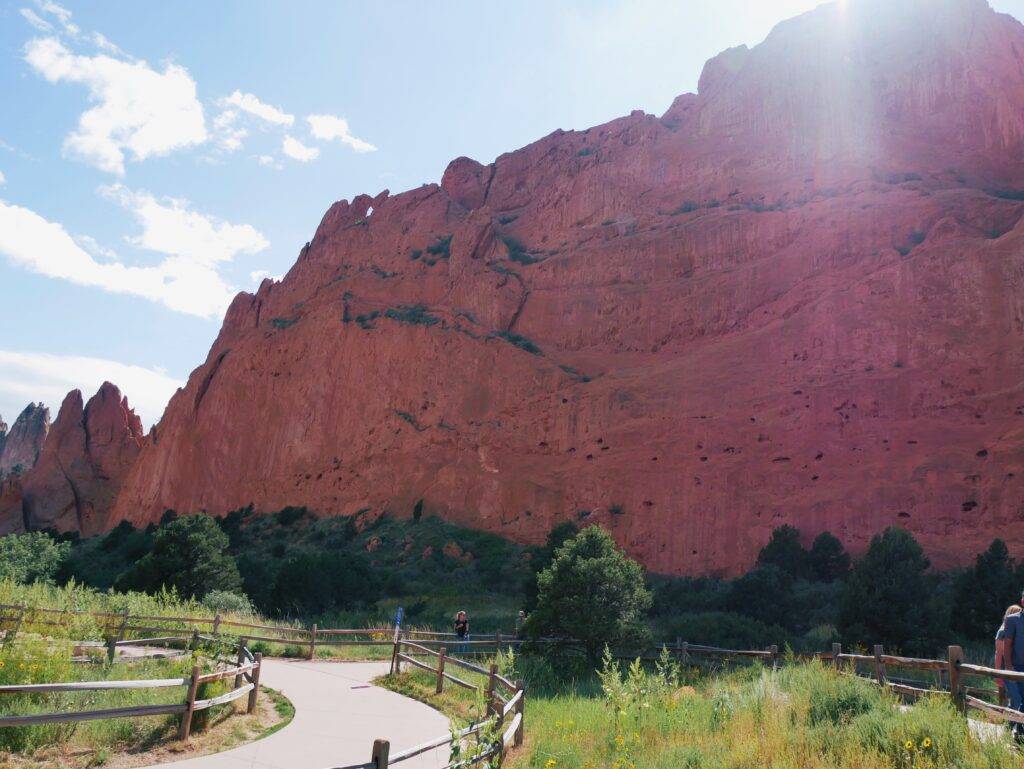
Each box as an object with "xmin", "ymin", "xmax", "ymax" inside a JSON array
[
  {"xmin": 35, "ymin": 0, "xmax": 77, "ymax": 36},
  {"xmin": 73, "ymin": 233, "xmax": 117, "ymax": 261},
  {"xmin": 0, "ymin": 349, "xmax": 181, "ymax": 428},
  {"xmin": 221, "ymin": 90, "xmax": 294, "ymax": 127},
  {"xmin": 24, "ymin": 37, "xmax": 207, "ymax": 175},
  {"xmin": 0, "ymin": 171, "xmax": 5, "ymax": 186},
  {"xmin": 281, "ymin": 135, "xmax": 319, "ymax": 162},
  {"xmin": 249, "ymin": 269, "xmax": 280, "ymax": 283},
  {"xmin": 306, "ymin": 114, "xmax": 376, "ymax": 153},
  {"xmin": 0, "ymin": 189, "xmax": 267, "ymax": 318},
  {"xmin": 211, "ymin": 109, "xmax": 247, "ymax": 152},
  {"xmin": 20, "ymin": 8, "xmax": 54, "ymax": 32}
]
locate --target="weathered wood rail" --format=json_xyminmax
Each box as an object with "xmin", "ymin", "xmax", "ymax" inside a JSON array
[
  {"xmin": 338, "ymin": 637, "xmax": 526, "ymax": 769},
  {"xmin": 0, "ymin": 638, "xmax": 262, "ymax": 741}
]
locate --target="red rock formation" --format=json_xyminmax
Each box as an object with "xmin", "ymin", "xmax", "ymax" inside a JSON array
[
  {"xmin": 7, "ymin": 384, "xmax": 144, "ymax": 536},
  {"xmin": 0, "ymin": 404, "xmax": 50, "ymax": 477},
  {"xmin": 61, "ymin": 0, "xmax": 1024, "ymax": 573}
]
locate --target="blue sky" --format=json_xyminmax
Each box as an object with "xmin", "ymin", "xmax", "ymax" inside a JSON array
[{"xmin": 2, "ymin": 0, "xmax": 1023, "ymax": 427}]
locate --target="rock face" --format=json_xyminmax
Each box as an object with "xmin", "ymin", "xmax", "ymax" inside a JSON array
[
  {"xmin": 21, "ymin": 0, "xmax": 1024, "ymax": 575},
  {"xmin": 1, "ymin": 384, "xmax": 143, "ymax": 536},
  {"xmin": 0, "ymin": 404, "xmax": 50, "ymax": 478}
]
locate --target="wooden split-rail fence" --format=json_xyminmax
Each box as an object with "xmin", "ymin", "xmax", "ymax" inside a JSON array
[
  {"xmin": 0, "ymin": 638, "xmax": 262, "ymax": 741},
  {"xmin": 334, "ymin": 637, "xmax": 526, "ymax": 769},
  {"xmin": 4, "ymin": 602, "xmax": 1024, "ymax": 756}
]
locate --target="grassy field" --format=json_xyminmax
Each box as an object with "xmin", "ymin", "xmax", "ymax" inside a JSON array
[{"xmin": 380, "ymin": 652, "xmax": 1020, "ymax": 769}]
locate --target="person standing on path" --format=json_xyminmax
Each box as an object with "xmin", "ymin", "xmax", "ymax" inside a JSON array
[
  {"xmin": 997, "ymin": 602, "xmax": 1024, "ymax": 737},
  {"xmin": 454, "ymin": 610, "xmax": 469, "ymax": 654}
]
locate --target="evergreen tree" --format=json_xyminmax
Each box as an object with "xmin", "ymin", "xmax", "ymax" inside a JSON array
[
  {"xmin": 522, "ymin": 521, "xmax": 579, "ymax": 611},
  {"xmin": 950, "ymin": 539, "xmax": 1019, "ymax": 640},
  {"xmin": 808, "ymin": 531, "xmax": 851, "ymax": 582},
  {"xmin": 838, "ymin": 527, "xmax": 943, "ymax": 654},
  {"xmin": 116, "ymin": 514, "xmax": 242, "ymax": 599},
  {"xmin": 523, "ymin": 526, "xmax": 651, "ymax": 660},
  {"xmin": 756, "ymin": 525, "xmax": 810, "ymax": 579}
]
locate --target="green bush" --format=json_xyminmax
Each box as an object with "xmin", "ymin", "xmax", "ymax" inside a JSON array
[
  {"xmin": 0, "ymin": 532, "xmax": 70, "ymax": 585},
  {"xmin": 116, "ymin": 515, "xmax": 242, "ymax": 599},
  {"xmin": 202, "ymin": 590, "xmax": 255, "ymax": 616}
]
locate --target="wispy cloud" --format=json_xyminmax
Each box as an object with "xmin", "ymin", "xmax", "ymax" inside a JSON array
[
  {"xmin": 0, "ymin": 349, "xmax": 181, "ymax": 428},
  {"xmin": 24, "ymin": 37, "xmax": 207, "ymax": 175},
  {"xmin": 281, "ymin": 135, "xmax": 319, "ymax": 162},
  {"xmin": 20, "ymin": 8, "xmax": 53, "ymax": 32},
  {"xmin": 0, "ymin": 188, "xmax": 267, "ymax": 318},
  {"xmin": 0, "ymin": 171, "xmax": 5, "ymax": 186},
  {"xmin": 221, "ymin": 90, "xmax": 294, "ymax": 127},
  {"xmin": 307, "ymin": 114, "xmax": 376, "ymax": 153}
]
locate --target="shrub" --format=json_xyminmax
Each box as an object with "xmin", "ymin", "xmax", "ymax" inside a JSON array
[
  {"xmin": 275, "ymin": 506, "xmax": 310, "ymax": 526},
  {"xmin": 756, "ymin": 524, "xmax": 809, "ymax": 578},
  {"xmin": 499, "ymin": 234, "xmax": 541, "ymax": 265},
  {"xmin": 0, "ymin": 532, "xmax": 70, "ymax": 585},
  {"xmin": 425, "ymin": 234, "xmax": 452, "ymax": 258},
  {"xmin": 491, "ymin": 330, "xmax": 541, "ymax": 355},
  {"xmin": 384, "ymin": 304, "xmax": 441, "ymax": 326},
  {"xmin": 672, "ymin": 201, "xmax": 698, "ymax": 215},
  {"xmin": 202, "ymin": 590, "xmax": 255, "ymax": 616}
]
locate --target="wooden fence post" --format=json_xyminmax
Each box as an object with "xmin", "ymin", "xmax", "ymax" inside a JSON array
[
  {"xmin": 435, "ymin": 647, "xmax": 446, "ymax": 694},
  {"xmin": 309, "ymin": 624, "xmax": 318, "ymax": 659},
  {"xmin": 514, "ymin": 679, "xmax": 525, "ymax": 747},
  {"xmin": 495, "ymin": 630, "xmax": 502, "ymax": 654},
  {"xmin": 247, "ymin": 652, "xmax": 262, "ymax": 713},
  {"xmin": 681, "ymin": 641, "xmax": 689, "ymax": 665},
  {"xmin": 212, "ymin": 613, "xmax": 222, "ymax": 636},
  {"xmin": 178, "ymin": 664, "xmax": 201, "ymax": 741},
  {"xmin": 769, "ymin": 645, "xmax": 779, "ymax": 670},
  {"xmin": 873, "ymin": 645, "xmax": 886, "ymax": 685},
  {"xmin": 485, "ymin": 663, "xmax": 498, "ymax": 716},
  {"xmin": 235, "ymin": 640, "xmax": 247, "ymax": 689},
  {"xmin": 831, "ymin": 643, "xmax": 842, "ymax": 670},
  {"xmin": 189, "ymin": 629, "xmax": 200, "ymax": 651},
  {"xmin": 948, "ymin": 645, "xmax": 965, "ymax": 712},
  {"xmin": 371, "ymin": 738, "xmax": 390, "ymax": 768},
  {"xmin": 106, "ymin": 636, "xmax": 117, "ymax": 663},
  {"xmin": 116, "ymin": 608, "xmax": 129, "ymax": 644}
]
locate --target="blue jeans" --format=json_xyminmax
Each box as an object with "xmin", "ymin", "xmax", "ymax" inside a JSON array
[{"xmin": 1006, "ymin": 680, "xmax": 1024, "ymax": 711}]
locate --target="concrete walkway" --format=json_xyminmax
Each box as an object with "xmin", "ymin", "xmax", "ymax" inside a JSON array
[{"xmin": 141, "ymin": 660, "xmax": 451, "ymax": 769}]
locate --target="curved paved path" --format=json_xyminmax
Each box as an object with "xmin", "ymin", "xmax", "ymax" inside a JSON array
[{"xmin": 142, "ymin": 660, "xmax": 450, "ymax": 769}]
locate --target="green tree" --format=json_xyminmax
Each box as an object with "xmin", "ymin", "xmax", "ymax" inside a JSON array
[
  {"xmin": 756, "ymin": 525, "xmax": 809, "ymax": 578},
  {"xmin": 271, "ymin": 551, "xmax": 379, "ymax": 616},
  {"xmin": 950, "ymin": 539, "xmax": 1018, "ymax": 640},
  {"xmin": 522, "ymin": 521, "xmax": 579, "ymax": 611},
  {"xmin": 807, "ymin": 531, "xmax": 851, "ymax": 582},
  {"xmin": 116, "ymin": 514, "xmax": 241, "ymax": 599},
  {"xmin": 0, "ymin": 532, "xmax": 70, "ymax": 584},
  {"xmin": 838, "ymin": 527, "xmax": 944, "ymax": 654},
  {"xmin": 725, "ymin": 565, "xmax": 795, "ymax": 628},
  {"xmin": 523, "ymin": 525, "xmax": 651, "ymax": 660}
]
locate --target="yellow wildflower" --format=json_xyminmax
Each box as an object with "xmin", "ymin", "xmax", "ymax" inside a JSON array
[
  {"xmin": 904, "ymin": 739, "xmax": 915, "ymax": 751},
  {"xmin": 921, "ymin": 737, "xmax": 932, "ymax": 749},
  {"xmin": 544, "ymin": 760, "xmax": 557, "ymax": 769}
]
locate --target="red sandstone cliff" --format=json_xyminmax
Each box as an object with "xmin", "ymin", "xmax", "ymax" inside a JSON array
[
  {"xmin": 0, "ymin": 384, "xmax": 143, "ymax": 536},
  {"xmin": 0, "ymin": 404, "xmax": 50, "ymax": 478},
  {"xmin": 25, "ymin": 0, "xmax": 1024, "ymax": 575}
]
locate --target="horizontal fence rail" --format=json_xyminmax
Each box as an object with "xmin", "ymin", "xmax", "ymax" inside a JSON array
[{"xmin": 0, "ymin": 637, "xmax": 262, "ymax": 740}]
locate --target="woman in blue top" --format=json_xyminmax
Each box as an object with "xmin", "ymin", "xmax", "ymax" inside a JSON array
[{"xmin": 996, "ymin": 604, "xmax": 1023, "ymax": 728}]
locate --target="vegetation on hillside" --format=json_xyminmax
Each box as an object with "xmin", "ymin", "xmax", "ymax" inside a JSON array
[{"xmin": 2, "ymin": 507, "xmax": 1018, "ymax": 656}]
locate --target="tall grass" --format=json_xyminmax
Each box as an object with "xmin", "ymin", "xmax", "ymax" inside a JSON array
[{"xmin": 379, "ymin": 654, "xmax": 1019, "ymax": 769}]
